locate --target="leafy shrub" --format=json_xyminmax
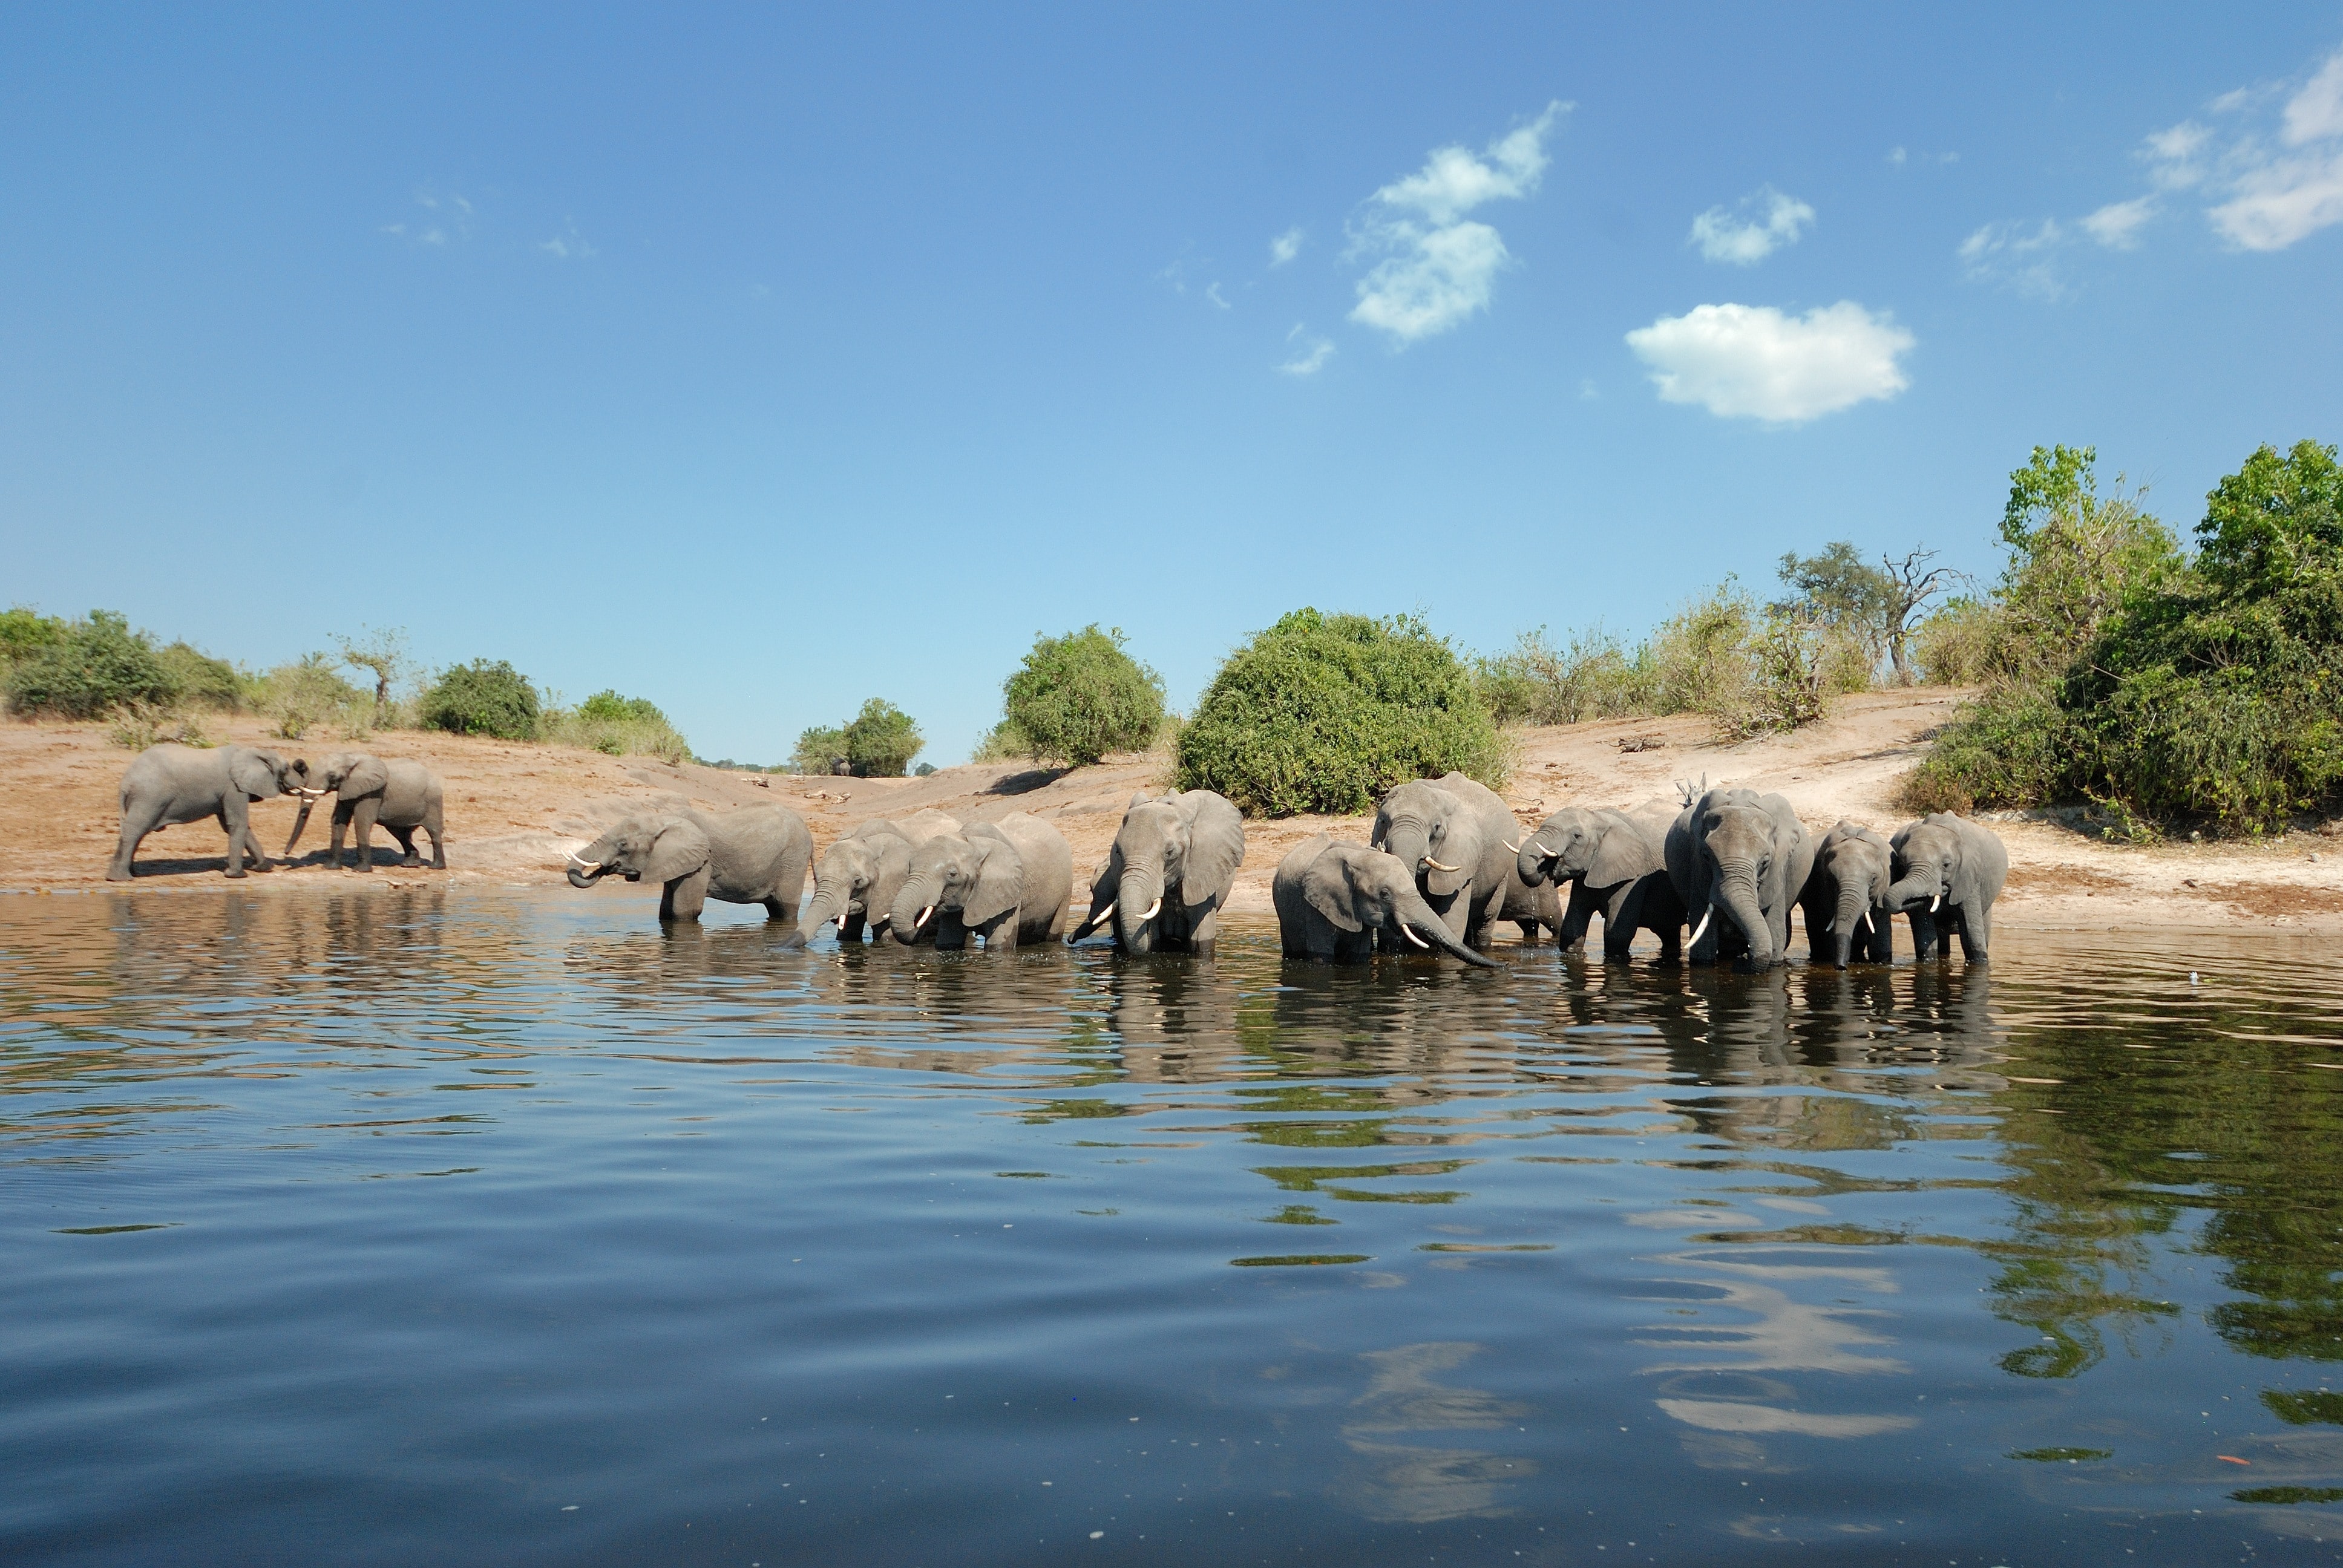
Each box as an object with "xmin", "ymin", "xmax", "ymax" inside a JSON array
[
  {"xmin": 792, "ymin": 699, "xmax": 925, "ymax": 777},
  {"xmin": 1644, "ymin": 583, "xmax": 1758, "ymax": 719},
  {"xmin": 158, "ymin": 641, "xmax": 249, "ymax": 711},
  {"xmin": 4, "ymin": 610, "xmax": 182, "ymax": 719},
  {"xmin": 0, "ymin": 606, "xmax": 65, "ymax": 669},
  {"xmin": 999, "ymin": 625, "xmax": 1167, "ymax": 766},
  {"xmin": 543, "ymin": 690, "xmax": 690, "ymax": 763},
  {"xmin": 1173, "ymin": 608, "xmax": 1504, "ymax": 816},
  {"xmin": 258, "ymin": 653, "xmax": 368, "ymax": 740},
  {"xmin": 1708, "ymin": 609, "xmax": 1838, "ymax": 741},
  {"xmin": 422, "ymin": 659, "xmax": 541, "ymax": 740},
  {"xmin": 1911, "ymin": 598, "xmax": 2004, "ymax": 685},
  {"xmin": 971, "ymin": 717, "xmax": 1032, "ymax": 764},
  {"xmin": 107, "ymin": 701, "xmax": 211, "ymax": 751},
  {"xmin": 1475, "ymin": 626, "xmax": 1649, "ymax": 725}
]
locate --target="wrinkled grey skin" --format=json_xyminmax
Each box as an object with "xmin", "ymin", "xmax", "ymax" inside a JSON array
[
  {"xmin": 887, "ymin": 811, "xmax": 1073, "ymax": 950},
  {"xmin": 1371, "ymin": 773, "xmax": 1524, "ymax": 948},
  {"xmin": 1886, "ymin": 813, "xmax": 2008, "ymax": 961},
  {"xmin": 1066, "ymin": 789, "xmax": 1246, "ymax": 956},
  {"xmin": 784, "ymin": 814, "xmax": 961, "ymax": 949},
  {"xmin": 1799, "ymin": 820, "xmax": 1895, "ymax": 969},
  {"xmin": 108, "ymin": 743, "xmax": 309, "ymax": 880},
  {"xmin": 1665, "ymin": 787, "xmax": 1816, "ymax": 968},
  {"xmin": 1516, "ymin": 807, "xmax": 1681, "ymax": 960},
  {"xmin": 283, "ymin": 751, "xmax": 447, "ymax": 872},
  {"xmin": 1273, "ymin": 835, "xmax": 1499, "ymax": 967},
  {"xmin": 566, "ymin": 804, "xmax": 811, "ymax": 924}
]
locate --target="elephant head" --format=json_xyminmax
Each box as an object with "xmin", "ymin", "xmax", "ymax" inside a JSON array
[
  {"xmin": 1886, "ymin": 814, "xmax": 1974, "ymax": 915},
  {"xmin": 888, "ymin": 825, "xmax": 1024, "ymax": 944},
  {"xmin": 1372, "ymin": 780, "xmax": 1485, "ymax": 900},
  {"xmin": 1517, "ymin": 808, "xmax": 1642, "ymax": 890},
  {"xmin": 281, "ymin": 751, "xmax": 384, "ymax": 854},
  {"xmin": 566, "ymin": 812, "xmax": 710, "ymax": 889},
  {"xmin": 1687, "ymin": 800, "xmax": 1782, "ymax": 967},
  {"xmin": 235, "ymin": 747, "xmax": 310, "ymax": 802},
  {"xmin": 1813, "ymin": 822, "xmax": 1892, "ymax": 967},
  {"xmin": 785, "ymin": 825, "xmax": 913, "ymax": 948},
  {"xmin": 1069, "ymin": 790, "xmax": 1245, "ymax": 953},
  {"xmin": 1302, "ymin": 843, "xmax": 1498, "ymax": 968}
]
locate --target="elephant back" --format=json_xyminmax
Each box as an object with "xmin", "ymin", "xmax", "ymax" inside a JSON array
[
  {"xmin": 989, "ymin": 812, "xmax": 1073, "ymax": 912},
  {"xmin": 695, "ymin": 803, "xmax": 812, "ymax": 897}
]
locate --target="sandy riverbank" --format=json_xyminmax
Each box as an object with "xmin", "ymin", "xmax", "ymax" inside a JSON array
[{"xmin": 5, "ymin": 691, "xmax": 2338, "ymax": 932}]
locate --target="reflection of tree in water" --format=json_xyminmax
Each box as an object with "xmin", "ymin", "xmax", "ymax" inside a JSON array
[{"xmin": 1334, "ymin": 1342, "xmax": 1533, "ymax": 1524}]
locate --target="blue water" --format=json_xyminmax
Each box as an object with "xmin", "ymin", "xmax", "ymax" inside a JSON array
[{"xmin": 4, "ymin": 888, "xmax": 2342, "ymax": 1565}]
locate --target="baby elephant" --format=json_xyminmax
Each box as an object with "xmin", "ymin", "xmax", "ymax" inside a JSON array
[
  {"xmin": 567, "ymin": 804, "xmax": 813, "ymax": 924},
  {"xmin": 1273, "ymin": 835, "xmax": 1498, "ymax": 967},
  {"xmin": 1515, "ymin": 807, "xmax": 1680, "ymax": 960},
  {"xmin": 283, "ymin": 751, "xmax": 447, "ymax": 872},
  {"xmin": 109, "ymin": 742, "xmax": 309, "ymax": 880},
  {"xmin": 785, "ymin": 811, "xmax": 962, "ymax": 948},
  {"xmin": 1800, "ymin": 820, "xmax": 1895, "ymax": 968},
  {"xmin": 1886, "ymin": 813, "xmax": 2008, "ymax": 961},
  {"xmin": 887, "ymin": 812, "xmax": 1073, "ymax": 950}
]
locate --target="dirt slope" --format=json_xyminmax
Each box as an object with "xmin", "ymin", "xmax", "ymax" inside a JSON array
[{"xmin": 4, "ymin": 693, "xmax": 2336, "ymax": 931}]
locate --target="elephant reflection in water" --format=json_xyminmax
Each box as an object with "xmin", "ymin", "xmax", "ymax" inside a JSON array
[
  {"xmin": 1332, "ymin": 1342, "xmax": 1535, "ymax": 1525},
  {"xmin": 800, "ymin": 942, "xmax": 1089, "ymax": 1079},
  {"xmin": 1100, "ymin": 961, "xmax": 1244, "ymax": 1083},
  {"xmin": 1258, "ymin": 961, "xmax": 1511, "ymax": 1087}
]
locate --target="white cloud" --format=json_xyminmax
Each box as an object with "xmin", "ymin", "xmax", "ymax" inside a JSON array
[
  {"xmin": 1278, "ymin": 324, "xmax": 1335, "ymax": 377},
  {"xmin": 1956, "ymin": 218, "xmax": 2067, "ymax": 298},
  {"xmin": 1688, "ymin": 186, "xmax": 1815, "ymax": 265},
  {"xmin": 2080, "ymin": 196, "xmax": 2158, "ymax": 248},
  {"xmin": 539, "ymin": 220, "xmax": 597, "ymax": 260},
  {"xmin": 1347, "ymin": 102, "xmax": 1569, "ymax": 344},
  {"xmin": 1624, "ymin": 301, "xmax": 1913, "ymax": 423},
  {"xmin": 2125, "ymin": 47, "xmax": 2343, "ymax": 250},
  {"xmin": 2284, "ymin": 50, "xmax": 2343, "ymax": 144},
  {"xmin": 1269, "ymin": 227, "xmax": 1303, "ymax": 266},
  {"xmin": 382, "ymin": 188, "xmax": 471, "ymax": 248}
]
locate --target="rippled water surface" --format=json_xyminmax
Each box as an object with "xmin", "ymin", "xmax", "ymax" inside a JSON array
[{"xmin": 7, "ymin": 890, "xmax": 2343, "ymax": 1565}]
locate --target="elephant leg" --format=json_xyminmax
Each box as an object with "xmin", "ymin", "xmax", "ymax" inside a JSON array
[
  {"xmin": 1864, "ymin": 916, "xmax": 1895, "ymax": 964},
  {"xmin": 1557, "ymin": 881, "xmax": 1594, "ymax": 955},
  {"xmin": 1801, "ymin": 893, "xmax": 1836, "ymax": 969},
  {"xmin": 349, "ymin": 799, "xmax": 381, "ymax": 872},
  {"xmin": 108, "ymin": 802, "xmax": 167, "ymax": 880},
  {"xmin": 1907, "ymin": 909, "xmax": 1941, "ymax": 962},
  {"xmin": 764, "ymin": 896, "xmax": 791, "ymax": 923},
  {"xmin": 1957, "ymin": 903, "xmax": 1991, "ymax": 960},
  {"xmin": 327, "ymin": 804, "xmax": 353, "ymax": 870},
  {"xmin": 423, "ymin": 797, "xmax": 447, "ymax": 869},
  {"xmin": 388, "ymin": 826, "xmax": 422, "ymax": 867},
  {"xmin": 1601, "ymin": 883, "xmax": 1639, "ymax": 961},
  {"xmin": 981, "ymin": 911, "xmax": 1020, "ymax": 950},
  {"xmin": 222, "ymin": 797, "xmax": 269, "ymax": 877},
  {"xmin": 659, "ymin": 866, "xmax": 712, "ymax": 922}
]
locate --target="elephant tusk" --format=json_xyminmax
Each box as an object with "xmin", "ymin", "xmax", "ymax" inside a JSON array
[
  {"xmin": 1423, "ymin": 857, "xmax": 1461, "ymax": 872},
  {"xmin": 1688, "ymin": 906, "xmax": 1712, "ymax": 947},
  {"xmin": 1400, "ymin": 923, "xmax": 1430, "ymax": 949},
  {"xmin": 1501, "ymin": 840, "xmax": 1520, "ymax": 855},
  {"xmin": 914, "ymin": 904, "xmax": 934, "ymax": 930},
  {"xmin": 1859, "ymin": 908, "xmax": 1873, "ymax": 933},
  {"xmin": 566, "ymin": 855, "xmax": 601, "ymax": 873},
  {"xmin": 1929, "ymin": 893, "xmax": 1941, "ymax": 913},
  {"xmin": 1138, "ymin": 898, "xmax": 1161, "ymax": 923}
]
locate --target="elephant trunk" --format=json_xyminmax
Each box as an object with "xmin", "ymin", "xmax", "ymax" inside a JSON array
[
  {"xmin": 282, "ymin": 797, "xmax": 317, "ymax": 859},
  {"xmin": 566, "ymin": 863, "xmax": 609, "ymax": 890},
  {"xmin": 1885, "ymin": 868, "xmax": 1941, "ymax": 912},
  {"xmin": 1715, "ymin": 864, "xmax": 1773, "ymax": 967},
  {"xmin": 888, "ymin": 871, "xmax": 942, "ymax": 946},
  {"xmin": 1392, "ymin": 891, "xmax": 1499, "ymax": 969},
  {"xmin": 1115, "ymin": 869, "xmax": 1162, "ymax": 955},
  {"xmin": 1832, "ymin": 883, "xmax": 1870, "ymax": 970}
]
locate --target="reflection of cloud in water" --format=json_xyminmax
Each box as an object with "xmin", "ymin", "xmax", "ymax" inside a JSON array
[
  {"xmin": 1634, "ymin": 1246, "xmax": 1913, "ymax": 1462},
  {"xmin": 1335, "ymin": 1342, "xmax": 1532, "ymax": 1523}
]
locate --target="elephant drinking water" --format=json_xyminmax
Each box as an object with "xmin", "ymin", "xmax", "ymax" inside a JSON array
[
  {"xmin": 1515, "ymin": 806, "xmax": 1682, "ymax": 960},
  {"xmin": 1066, "ymin": 788, "xmax": 1246, "ymax": 956},
  {"xmin": 1272, "ymin": 835, "xmax": 1498, "ymax": 967},
  {"xmin": 785, "ymin": 812, "xmax": 961, "ymax": 947},
  {"xmin": 1798, "ymin": 819, "xmax": 1895, "ymax": 969},
  {"xmin": 566, "ymin": 804, "xmax": 812, "ymax": 925},
  {"xmin": 886, "ymin": 812, "xmax": 1073, "ymax": 950},
  {"xmin": 1665, "ymin": 786, "xmax": 1815, "ymax": 968},
  {"xmin": 1371, "ymin": 773, "xmax": 1524, "ymax": 949},
  {"xmin": 1886, "ymin": 813, "xmax": 2008, "ymax": 961}
]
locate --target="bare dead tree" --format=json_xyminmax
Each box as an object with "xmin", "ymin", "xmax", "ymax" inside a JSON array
[{"xmin": 1878, "ymin": 548, "xmax": 1965, "ymax": 686}]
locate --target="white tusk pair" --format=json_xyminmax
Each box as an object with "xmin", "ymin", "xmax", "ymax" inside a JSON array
[
  {"xmin": 1688, "ymin": 905, "xmax": 1712, "ymax": 947},
  {"xmin": 1400, "ymin": 923, "xmax": 1430, "ymax": 949},
  {"xmin": 1423, "ymin": 857, "xmax": 1461, "ymax": 873}
]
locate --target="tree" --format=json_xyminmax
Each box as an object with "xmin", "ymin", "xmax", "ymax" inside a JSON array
[
  {"xmin": 421, "ymin": 659, "xmax": 540, "ymax": 739},
  {"xmin": 2196, "ymin": 439, "xmax": 2343, "ymax": 598},
  {"xmin": 841, "ymin": 698, "xmax": 923, "ymax": 777},
  {"xmin": 999, "ymin": 624, "xmax": 1167, "ymax": 766},
  {"xmin": 1776, "ymin": 541, "xmax": 1962, "ymax": 686},
  {"xmin": 4, "ymin": 610, "xmax": 181, "ymax": 719},
  {"xmin": 335, "ymin": 625, "xmax": 411, "ymax": 723}
]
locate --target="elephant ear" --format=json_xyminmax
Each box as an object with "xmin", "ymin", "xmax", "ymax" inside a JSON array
[
  {"xmin": 1423, "ymin": 814, "xmax": 1480, "ymax": 897},
  {"xmin": 1178, "ymin": 795, "xmax": 1245, "ymax": 907},
  {"xmin": 1302, "ymin": 851, "xmax": 1363, "ymax": 932},
  {"xmin": 963, "ymin": 837, "xmax": 1025, "ymax": 928},
  {"xmin": 1585, "ymin": 823, "xmax": 1645, "ymax": 890},
  {"xmin": 338, "ymin": 756, "xmax": 390, "ymax": 801},
  {"xmin": 641, "ymin": 819, "xmax": 712, "ymax": 885},
  {"xmin": 228, "ymin": 749, "xmax": 280, "ymax": 799}
]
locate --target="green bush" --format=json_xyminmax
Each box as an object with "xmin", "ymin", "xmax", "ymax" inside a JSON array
[
  {"xmin": 1174, "ymin": 608, "xmax": 1505, "ymax": 817},
  {"xmin": 543, "ymin": 690, "xmax": 690, "ymax": 763},
  {"xmin": 4, "ymin": 610, "xmax": 182, "ymax": 719},
  {"xmin": 1708, "ymin": 608, "xmax": 1840, "ymax": 742},
  {"xmin": 971, "ymin": 717, "xmax": 1032, "ymax": 763},
  {"xmin": 1644, "ymin": 583, "xmax": 1758, "ymax": 719},
  {"xmin": 998, "ymin": 625, "xmax": 1167, "ymax": 766},
  {"xmin": 258, "ymin": 653, "xmax": 368, "ymax": 740},
  {"xmin": 1911, "ymin": 598, "xmax": 2004, "ymax": 686},
  {"xmin": 0, "ymin": 606, "xmax": 65, "ymax": 669},
  {"xmin": 158, "ymin": 641, "xmax": 249, "ymax": 711},
  {"xmin": 422, "ymin": 658, "xmax": 541, "ymax": 740},
  {"xmin": 792, "ymin": 699, "xmax": 925, "ymax": 777},
  {"xmin": 1475, "ymin": 625, "xmax": 1649, "ymax": 725}
]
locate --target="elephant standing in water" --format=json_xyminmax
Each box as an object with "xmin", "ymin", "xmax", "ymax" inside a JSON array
[
  {"xmin": 1800, "ymin": 820, "xmax": 1895, "ymax": 969},
  {"xmin": 785, "ymin": 811, "xmax": 961, "ymax": 947},
  {"xmin": 1887, "ymin": 813, "xmax": 2008, "ymax": 961},
  {"xmin": 566, "ymin": 804, "xmax": 812, "ymax": 924},
  {"xmin": 1371, "ymin": 773, "xmax": 1524, "ymax": 948},
  {"xmin": 108, "ymin": 743, "xmax": 311, "ymax": 880},
  {"xmin": 1665, "ymin": 786, "xmax": 1815, "ymax": 968},
  {"xmin": 281, "ymin": 751, "xmax": 447, "ymax": 872},
  {"xmin": 1515, "ymin": 806, "xmax": 1682, "ymax": 960},
  {"xmin": 1066, "ymin": 788, "xmax": 1245, "ymax": 955},
  {"xmin": 1272, "ymin": 835, "xmax": 1498, "ymax": 967},
  {"xmin": 886, "ymin": 812, "xmax": 1072, "ymax": 950}
]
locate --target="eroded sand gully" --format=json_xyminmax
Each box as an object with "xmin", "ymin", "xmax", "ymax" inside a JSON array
[{"xmin": 7, "ymin": 690, "xmax": 2338, "ymax": 933}]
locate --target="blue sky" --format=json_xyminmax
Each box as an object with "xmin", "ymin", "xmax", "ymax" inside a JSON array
[{"xmin": 5, "ymin": 5, "xmax": 2341, "ymax": 765}]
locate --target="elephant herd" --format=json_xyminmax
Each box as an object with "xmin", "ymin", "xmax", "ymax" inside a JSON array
[{"xmin": 104, "ymin": 741, "xmax": 2003, "ymax": 969}]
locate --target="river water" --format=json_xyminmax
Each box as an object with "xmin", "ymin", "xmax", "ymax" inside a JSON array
[{"xmin": 4, "ymin": 889, "xmax": 2342, "ymax": 1566}]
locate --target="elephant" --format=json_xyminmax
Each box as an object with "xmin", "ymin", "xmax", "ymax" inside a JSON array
[
  {"xmin": 1516, "ymin": 807, "xmax": 1683, "ymax": 960},
  {"xmin": 1271, "ymin": 835, "xmax": 1499, "ymax": 967},
  {"xmin": 1665, "ymin": 786, "xmax": 1816, "ymax": 968},
  {"xmin": 565, "ymin": 803, "xmax": 812, "ymax": 924},
  {"xmin": 784, "ymin": 813, "xmax": 962, "ymax": 947},
  {"xmin": 1370, "ymin": 773, "xmax": 1524, "ymax": 948},
  {"xmin": 1066, "ymin": 788, "xmax": 1246, "ymax": 955},
  {"xmin": 280, "ymin": 751, "xmax": 447, "ymax": 872},
  {"xmin": 108, "ymin": 743, "xmax": 311, "ymax": 880},
  {"xmin": 1798, "ymin": 820, "xmax": 1896, "ymax": 969},
  {"xmin": 1885, "ymin": 813, "xmax": 2008, "ymax": 961},
  {"xmin": 886, "ymin": 811, "xmax": 1073, "ymax": 950}
]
